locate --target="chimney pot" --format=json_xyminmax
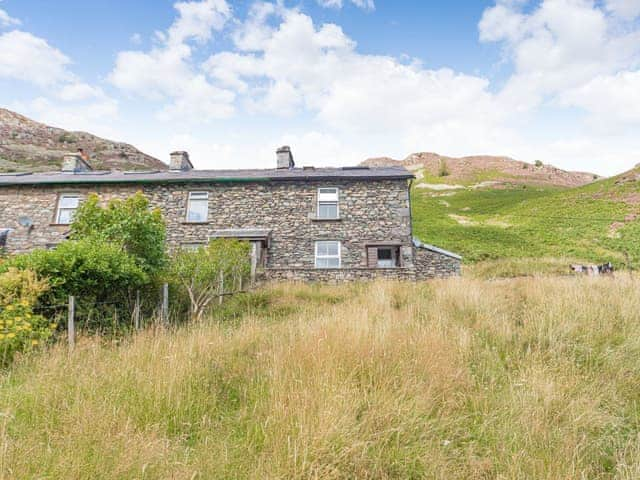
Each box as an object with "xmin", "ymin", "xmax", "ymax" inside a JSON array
[
  {"xmin": 170, "ymin": 151, "xmax": 193, "ymax": 171},
  {"xmin": 62, "ymin": 152, "xmax": 92, "ymax": 173},
  {"xmin": 276, "ymin": 146, "xmax": 295, "ymax": 169}
]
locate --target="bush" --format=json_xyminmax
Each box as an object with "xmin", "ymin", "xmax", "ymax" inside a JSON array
[
  {"xmin": 169, "ymin": 239, "xmax": 251, "ymax": 321},
  {"xmin": 2, "ymin": 239, "xmax": 147, "ymax": 328},
  {"xmin": 70, "ymin": 192, "xmax": 166, "ymax": 276},
  {"xmin": 534, "ymin": 159, "xmax": 544, "ymax": 167},
  {"xmin": 0, "ymin": 267, "xmax": 49, "ymax": 305},
  {"xmin": 0, "ymin": 301, "xmax": 55, "ymax": 367}
]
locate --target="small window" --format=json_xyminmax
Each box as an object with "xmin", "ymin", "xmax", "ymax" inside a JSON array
[
  {"xmin": 56, "ymin": 194, "xmax": 80, "ymax": 224},
  {"xmin": 377, "ymin": 247, "xmax": 396, "ymax": 268},
  {"xmin": 367, "ymin": 245, "xmax": 401, "ymax": 268},
  {"xmin": 317, "ymin": 188, "xmax": 339, "ymax": 219},
  {"xmin": 315, "ymin": 241, "xmax": 341, "ymax": 268},
  {"xmin": 186, "ymin": 192, "xmax": 209, "ymax": 222}
]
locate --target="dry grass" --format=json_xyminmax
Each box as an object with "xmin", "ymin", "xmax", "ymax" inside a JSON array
[{"xmin": 1, "ymin": 276, "xmax": 640, "ymax": 479}]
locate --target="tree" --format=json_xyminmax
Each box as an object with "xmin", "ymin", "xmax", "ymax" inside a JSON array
[
  {"xmin": 169, "ymin": 239, "xmax": 250, "ymax": 321},
  {"xmin": 70, "ymin": 192, "xmax": 166, "ymax": 276}
]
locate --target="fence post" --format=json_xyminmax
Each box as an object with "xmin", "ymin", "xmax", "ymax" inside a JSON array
[
  {"xmin": 161, "ymin": 283, "xmax": 169, "ymax": 324},
  {"xmin": 68, "ymin": 295, "xmax": 75, "ymax": 350},
  {"xmin": 218, "ymin": 270, "xmax": 224, "ymax": 305},
  {"xmin": 134, "ymin": 290, "xmax": 141, "ymax": 330}
]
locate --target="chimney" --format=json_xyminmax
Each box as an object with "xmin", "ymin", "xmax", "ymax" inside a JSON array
[
  {"xmin": 170, "ymin": 151, "xmax": 193, "ymax": 171},
  {"xmin": 276, "ymin": 146, "xmax": 295, "ymax": 169},
  {"xmin": 61, "ymin": 152, "xmax": 92, "ymax": 173}
]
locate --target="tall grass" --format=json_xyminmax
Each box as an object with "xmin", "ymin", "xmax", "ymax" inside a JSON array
[{"xmin": 1, "ymin": 277, "xmax": 640, "ymax": 479}]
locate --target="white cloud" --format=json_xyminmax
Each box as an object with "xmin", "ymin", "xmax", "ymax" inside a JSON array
[
  {"xmin": 56, "ymin": 82, "xmax": 105, "ymax": 102},
  {"xmin": 110, "ymin": 0, "xmax": 234, "ymax": 120},
  {"xmin": 480, "ymin": 0, "xmax": 640, "ymax": 119},
  {"xmin": 204, "ymin": 8, "xmax": 498, "ymax": 138},
  {"xmin": 0, "ymin": 4, "xmax": 20, "ymax": 27},
  {"xmin": 317, "ymin": 0, "xmax": 375, "ymax": 11},
  {"xmin": 605, "ymin": 0, "xmax": 640, "ymax": 19},
  {"xmin": 560, "ymin": 70, "xmax": 640, "ymax": 124},
  {"xmin": 130, "ymin": 32, "xmax": 142, "ymax": 45},
  {"xmin": 0, "ymin": 31, "xmax": 71, "ymax": 86}
]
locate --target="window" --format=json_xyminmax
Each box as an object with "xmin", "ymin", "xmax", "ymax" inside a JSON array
[
  {"xmin": 186, "ymin": 192, "xmax": 209, "ymax": 222},
  {"xmin": 317, "ymin": 187, "xmax": 339, "ymax": 219},
  {"xmin": 376, "ymin": 247, "xmax": 396, "ymax": 268},
  {"xmin": 55, "ymin": 194, "xmax": 80, "ymax": 224},
  {"xmin": 367, "ymin": 245, "xmax": 401, "ymax": 268},
  {"xmin": 315, "ymin": 241, "xmax": 341, "ymax": 268}
]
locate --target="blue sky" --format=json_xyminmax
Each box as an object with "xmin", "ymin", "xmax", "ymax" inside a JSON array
[{"xmin": 1, "ymin": 0, "xmax": 639, "ymax": 175}]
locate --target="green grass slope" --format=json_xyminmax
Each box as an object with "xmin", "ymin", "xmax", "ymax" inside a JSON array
[{"xmin": 412, "ymin": 167, "xmax": 640, "ymax": 268}]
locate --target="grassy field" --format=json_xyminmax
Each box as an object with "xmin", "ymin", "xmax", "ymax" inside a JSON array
[
  {"xmin": 411, "ymin": 170, "xmax": 640, "ymax": 267},
  {"xmin": 2, "ymin": 278, "xmax": 640, "ymax": 479}
]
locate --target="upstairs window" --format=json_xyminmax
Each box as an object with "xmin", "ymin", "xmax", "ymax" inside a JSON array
[
  {"xmin": 317, "ymin": 188, "xmax": 339, "ymax": 219},
  {"xmin": 315, "ymin": 240, "xmax": 341, "ymax": 268},
  {"xmin": 56, "ymin": 194, "xmax": 80, "ymax": 225},
  {"xmin": 186, "ymin": 192, "xmax": 209, "ymax": 222}
]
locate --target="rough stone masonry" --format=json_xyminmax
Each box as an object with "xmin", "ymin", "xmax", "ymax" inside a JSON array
[{"xmin": 0, "ymin": 148, "xmax": 461, "ymax": 281}]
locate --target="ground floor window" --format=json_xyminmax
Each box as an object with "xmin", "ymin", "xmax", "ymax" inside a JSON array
[
  {"xmin": 315, "ymin": 240, "xmax": 341, "ymax": 268},
  {"xmin": 367, "ymin": 244, "xmax": 401, "ymax": 268}
]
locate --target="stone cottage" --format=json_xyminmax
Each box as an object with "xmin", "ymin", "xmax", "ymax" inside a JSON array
[{"xmin": 0, "ymin": 147, "xmax": 461, "ymax": 281}]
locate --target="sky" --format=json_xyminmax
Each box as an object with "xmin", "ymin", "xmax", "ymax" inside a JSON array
[{"xmin": 0, "ymin": 0, "xmax": 639, "ymax": 175}]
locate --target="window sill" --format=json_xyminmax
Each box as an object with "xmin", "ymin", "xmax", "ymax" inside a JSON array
[
  {"xmin": 49, "ymin": 223, "xmax": 71, "ymax": 227},
  {"xmin": 181, "ymin": 221, "xmax": 210, "ymax": 225},
  {"xmin": 311, "ymin": 217, "xmax": 342, "ymax": 222}
]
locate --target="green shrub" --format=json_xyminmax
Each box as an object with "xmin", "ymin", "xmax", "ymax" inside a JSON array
[
  {"xmin": 2, "ymin": 239, "xmax": 147, "ymax": 329},
  {"xmin": 168, "ymin": 239, "xmax": 251, "ymax": 321},
  {"xmin": 0, "ymin": 267, "xmax": 49, "ymax": 305},
  {"xmin": 70, "ymin": 192, "xmax": 166, "ymax": 276},
  {"xmin": 534, "ymin": 159, "xmax": 544, "ymax": 167},
  {"xmin": 0, "ymin": 302, "xmax": 55, "ymax": 367}
]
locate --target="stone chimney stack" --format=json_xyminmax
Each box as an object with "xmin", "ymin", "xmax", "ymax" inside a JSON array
[
  {"xmin": 276, "ymin": 146, "xmax": 295, "ymax": 169},
  {"xmin": 170, "ymin": 151, "xmax": 193, "ymax": 171},
  {"xmin": 61, "ymin": 152, "xmax": 92, "ymax": 173}
]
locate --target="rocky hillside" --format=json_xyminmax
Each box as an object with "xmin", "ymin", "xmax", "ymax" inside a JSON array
[
  {"xmin": 363, "ymin": 152, "xmax": 599, "ymax": 188},
  {"xmin": 0, "ymin": 108, "xmax": 165, "ymax": 172}
]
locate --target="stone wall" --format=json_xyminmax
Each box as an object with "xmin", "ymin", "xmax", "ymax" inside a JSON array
[
  {"xmin": 0, "ymin": 179, "xmax": 462, "ymax": 281},
  {"xmin": 0, "ymin": 179, "xmax": 414, "ymax": 269},
  {"xmin": 414, "ymin": 247, "xmax": 461, "ymax": 279}
]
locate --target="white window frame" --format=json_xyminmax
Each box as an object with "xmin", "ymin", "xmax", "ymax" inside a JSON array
[
  {"xmin": 317, "ymin": 187, "xmax": 339, "ymax": 219},
  {"xmin": 315, "ymin": 240, "xmax": 341, "ymax": 268},
  {"xmin": 376, "ymin": 247, "xmax": 397, "ymax": 268},
  {"xmin": 55, "ymin": 194, "xmax": 80, "ymax": 225},
  {"xmin": 186, "ymin": 191, "xmax": 209, "ymax": 223}
]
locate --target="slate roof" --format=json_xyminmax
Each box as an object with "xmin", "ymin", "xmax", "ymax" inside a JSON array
[
  {"xmin": 412, "ymin": 238, "xmax": 462, "ymax": 260},
  {"xmin": 0, "ymin": 166, "xmax": 413, "ymax": 186}
]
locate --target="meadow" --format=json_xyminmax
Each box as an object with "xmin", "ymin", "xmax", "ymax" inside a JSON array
[
  {"xmin": 2, "ymin": 276, "xmax": 640, "ymax": 479},
  {"xmin": 411, "ymin": 174, "xmax": 640, "ymax": 267}
]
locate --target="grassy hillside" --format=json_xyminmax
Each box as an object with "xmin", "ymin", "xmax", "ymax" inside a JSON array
[
  {"xmin": 2, "ymin": 279, "xmax": 640, "ymax": 478},
  {"xmin": 412, "ymin": 167, "xmax": 640, "ymax": 268}
]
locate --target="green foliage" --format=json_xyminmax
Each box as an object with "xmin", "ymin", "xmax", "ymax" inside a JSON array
[
  {"xmin": 2, "ymin": 239, "xmax": 147, "ymax": 325},
  {"xmin": 0, "ymin": 267, "xmax": 49, "ymax": 305},
  {"xmin": 70, "ymin": 192, "xmax": 166, "ymax": 276},
  {"xmin": 534, "ymin": 159, "xmax": 543, "ymax": 167},
  {"xmin": 0, "ymin": 302, "xmax": 54, "ymax": 367},
  {"xmin": 169, "ymin": 239, "xmax": 251, "ymax": 321},
  {"xmin": 411, "ymin": 176, "xmax": 639, "ymax": 267},
  {"xmin": 57, "ymin": 133, "xmax": 76, "ymax": 144}
]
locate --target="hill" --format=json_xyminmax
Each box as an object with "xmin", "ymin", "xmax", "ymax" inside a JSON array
[
  {"xmin": 0, "ymin": 108, "xmax": 165, "ymax": 172},
  {"xmin": 2, "ymin": 279, "xmax": 639, "ymax": 478},
  {"xmin": 411, "ymin": 164, "xmax": 640, "ymax": 269},
  {"xmin": 363, "ymin": 152, "xmax": 599, "ymax": 188}
]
